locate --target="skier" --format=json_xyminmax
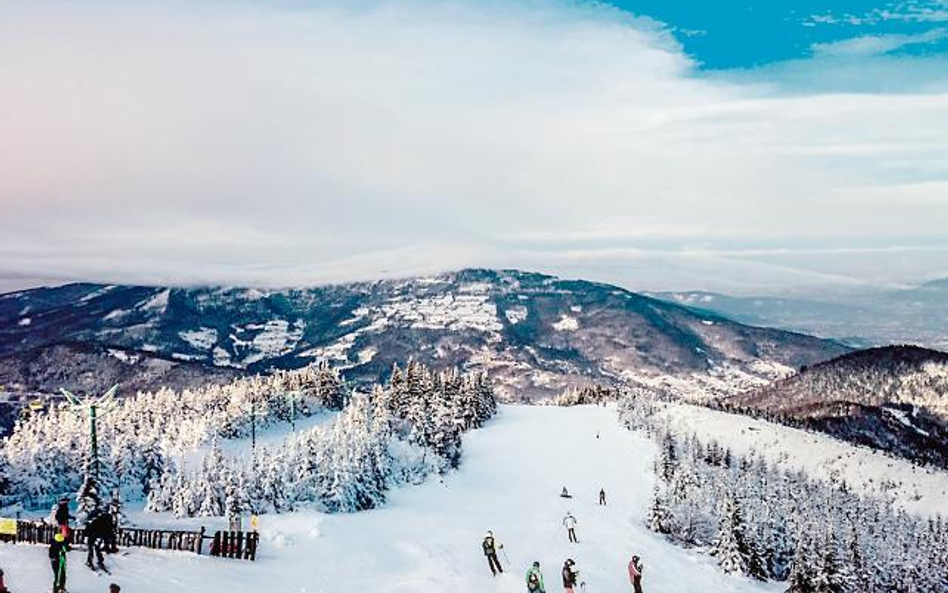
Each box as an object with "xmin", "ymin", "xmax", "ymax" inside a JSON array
[
  {"xmin": 526, "ymin": 561, "xmax": 545, "ymax": 593},
  {"xmin": 482, "ymin": 531, "xmax": 504, "ymax": 576},
  {"xmin": 561, "ymin": 559, "xmax": 579, "ymax": 593},
  {"xmin": 0, "ymin": 568, "xmax": 10, "ymax": 593},
  {"xmin": 54, "ymin": 497, "xmax": 73, "ymax": 539},
  {"xmin": 599, "ymin": 488, "xmax": 606, "ymax": 505},
  {"xmin": 628, "ymin": 555, "xmax": 643, "ymax": 593},
  {"xmin": 563, "ymin": 512, "xmax": 578, "ymax": 543},
  {"xmin": 48, "ymin": 532, "xmax": 68, "ymax": 593},
  {"xmin": 85, "ymin": 508, "xmax": 109, "ymax": 570},
  {"xmin": 560, "ymin": 487, "xmax": 572, "ymax": 499}
]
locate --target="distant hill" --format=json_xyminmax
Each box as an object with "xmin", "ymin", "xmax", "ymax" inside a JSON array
[
  {"xmin": 651, "ymin": 279, "xmax": 948, "ymax": 349},
  {"xmin": 0, "ymin": 269, "xmax": 847, "ymax": 404},
  {"xmin": 724, "ymin": 345, "xmax": 948, "ymax": 467}
]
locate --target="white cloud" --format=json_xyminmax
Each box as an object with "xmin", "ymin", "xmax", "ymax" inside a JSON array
[{"xmin": 0, "ymin": 0, "xmax": 947, "ymax": 293}]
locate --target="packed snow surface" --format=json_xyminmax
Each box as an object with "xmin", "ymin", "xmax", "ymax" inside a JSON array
[{"xmin": 0, "ymin": 405, "xmax": 781, "ymax": 593}]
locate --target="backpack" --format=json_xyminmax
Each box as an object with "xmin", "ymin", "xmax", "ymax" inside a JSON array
[{"xmin": 527, "ymin": 573, "xmax": 540, "ymax": 592}]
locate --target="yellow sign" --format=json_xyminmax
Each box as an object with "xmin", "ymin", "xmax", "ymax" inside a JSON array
[
  {"xmin": 250, "ymin": 515, "xmax": 259, "ymax": 531},
  {"xmin": 0, "ymin": 518, "xmax": 17, "ymax": 536}
]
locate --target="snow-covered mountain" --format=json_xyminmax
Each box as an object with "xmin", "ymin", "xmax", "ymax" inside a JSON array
[
  {"xmin": 723, "ymin": 345, "xmax": 948, "ymax": 467},
  {"xmin": 0, "ymin": 269, "xmax": 848, "ymax": 404}
]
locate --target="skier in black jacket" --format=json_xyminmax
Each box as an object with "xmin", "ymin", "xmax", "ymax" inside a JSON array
[
  {"xmin": 85, "ymin": 509, "xmax": 110, "ymax": 570},
  {"xmin": 482, "ymin": 531, "xmax": 503, "ymax": 575},
  {"xmin": 561, "ymin": 559, "xmax": 579, "ymax": 593}
]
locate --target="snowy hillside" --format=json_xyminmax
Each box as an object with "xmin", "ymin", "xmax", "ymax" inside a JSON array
[
  {"xmin": 652, "ymin": 401, "xmax": 948, "ymax": 517},
  {"xmin": 0, "ymin": 405, "xmax": 780, "ymax": 593}
]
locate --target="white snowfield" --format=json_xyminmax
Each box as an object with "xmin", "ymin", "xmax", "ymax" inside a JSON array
[
  {"xmin": 0, "ymin": 405, "xmax": 780, "ymax": 593},
  {"xmin": 660, "ymin": 402, "xmax": 948, "ymax": 517}
]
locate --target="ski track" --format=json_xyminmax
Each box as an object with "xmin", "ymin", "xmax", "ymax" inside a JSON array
[{"xmin": 0, "ymin": 405, "xmax": 779, "ymax": 593}]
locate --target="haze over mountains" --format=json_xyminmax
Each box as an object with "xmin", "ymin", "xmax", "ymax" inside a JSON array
[
  {"xmin": 652, "ymin": 277, "xmax": 948, "ymax": 350},
  {"xmin": 0, "ymin": 269, "xmax": 848, "ymax": 404}
]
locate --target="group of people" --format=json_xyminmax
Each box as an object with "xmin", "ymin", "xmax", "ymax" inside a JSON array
[
  {"xmin": 47, "ymin": 496, "xmax": 122, "ymax": 593},
  {"xmin": 481, "ymin": 487, "xmax": 646, "ymax": 592}
]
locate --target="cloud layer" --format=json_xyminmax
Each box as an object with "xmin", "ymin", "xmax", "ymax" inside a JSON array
[{"xmin": 1, "ymin": 0, "xmax": 947, "ymax": 293}]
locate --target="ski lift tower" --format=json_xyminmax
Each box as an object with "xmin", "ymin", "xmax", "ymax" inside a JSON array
[{"xmin": 61, "ymin": 384, "xmax": 119, "ymax": 482}]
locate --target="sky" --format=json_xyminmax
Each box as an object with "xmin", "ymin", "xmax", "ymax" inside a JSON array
[{"xmin": 1, "ymin": 0, "xmax": 947, "ymax": 295}]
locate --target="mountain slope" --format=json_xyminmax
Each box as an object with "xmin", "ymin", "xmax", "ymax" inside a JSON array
[
  {"xmin": 0, "ymin": 269, "xmax": 848, "ymax": 400},
  {"xmin": 0, "ymin": 405, "xmax": 776, "ymax": 593},
  {"xmin": 724, "ymin": 345, "xmax": 948, "ymax": 467}
]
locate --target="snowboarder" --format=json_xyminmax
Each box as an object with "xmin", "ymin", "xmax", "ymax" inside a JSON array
[
  {"xmin": 560, "ymin": 487, "xmax": 572, "ymax": 499},
  {"xmin": 482, "ymin": 531, "xmax": 504, "ymax": 576},
  {"xmin": 628, "ymin": 555, "xmax": 643, "ymax": 593},
  {"xmin": 563, "ymin": 512, "xmax": 578, "ymax": 543},
  {"xmin": 599, "ymin": 488, "xmax": 606, "ymax": 505},
  {"xmin": 561, "ymin": 559, "xmax": 579, "ymax": 593},
  {"xmin": 48, "ymin": 532, "xmax": 68, "ymax": 593},
  {"xmin": 526, "ymin": 561, "xmax": 545, "ymax": 593},
  {"xmin": 54, "ymin": 497, "xmax": 73, "ymax": 539},
  {"xmin": 85, "ymin": 508, "xmax": 110, "ymax": 570}
]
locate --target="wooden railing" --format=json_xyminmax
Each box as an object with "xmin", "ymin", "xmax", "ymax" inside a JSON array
[
  {"xmin": 209, "ymin": 530, "xmax": 259, "ymax": 561},
  {"xmin": 1, "ymin": 521, "xmax": 258, "ymax": 561}
]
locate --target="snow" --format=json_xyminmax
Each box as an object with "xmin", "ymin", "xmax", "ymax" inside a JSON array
[
  {"xmin": 17, "ymin": 317, "xmax": 30, "ymax": 326},
  {"xmin": 240, "ymin": 319, "xmax": 305, "ymax": 365},
  {"xmin": 139, "ymin": 289, "xmax": 170, "ymax": 313},
  {"xmin": 504, "ymin": 306, "xmax": 528, "ymax": 325},
  {"xmin": 553, "ymin": 315, "xmax": 579, "ymax": 331},
  {"xmin": 0, "ymin": 405, "xmax": 778, "ymax": 593},
  {"xmin": 108, "ymin": 349, "xmax": 141, "ymax": 364},
  {"xmin": 658, "ymin": 402, "xmax": 948, "ymax": 517},
  {"xmin": 885, "ymin": 407, "xmax": 930, "ymax": 436},
  {"xmin": 179, "ymin": 327, "xmax": 219, "ymax": 350},
  {"xmin": 104, "ymin": 308, "xmax": 129, "ymax": 321}
]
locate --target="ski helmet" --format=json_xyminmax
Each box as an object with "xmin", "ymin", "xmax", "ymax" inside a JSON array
[
  {"xmin": 566, "ymin": 559, "xmax": 575, "ymax": 566},
  {"xmin": 54, "ymin": 533, "xmax": 65, "ymax": 542},
  {"xmin": 533, "ymin": 561, "xmax": 540, "ymax": 568}
]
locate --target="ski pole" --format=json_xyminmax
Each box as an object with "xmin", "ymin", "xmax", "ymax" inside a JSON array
[{"xmin": 501, "ymin": 546, "xmax": 510, "ymax": 566}]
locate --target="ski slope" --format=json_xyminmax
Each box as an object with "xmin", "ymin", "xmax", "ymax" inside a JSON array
[{"xmin": 0, "ymin": 405, "xmax": 778, "ymax": 593}]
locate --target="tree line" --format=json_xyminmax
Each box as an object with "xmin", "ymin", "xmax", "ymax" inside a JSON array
[{"xmin": 618, "ymin": 389, "xmax": 948, "ymax": 593}]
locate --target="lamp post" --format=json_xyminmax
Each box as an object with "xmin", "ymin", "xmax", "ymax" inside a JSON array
[{"xmin": 61, "ymin": 385, "xmax": 118, "ymax": 482}]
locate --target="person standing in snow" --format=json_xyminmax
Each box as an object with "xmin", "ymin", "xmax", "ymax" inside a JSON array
[
  {"xmin": 526, "ymin": 561, "xmax": 545, "ymax": 592},
  {"xmin": 85, "ymin": 508, "xmax": 109, "ymax": 570},
  {"xmin": 48, "ymin": 532, "xmax": 68, "ymax": 593},
  {"xmin": 561, "ymin": 559, "xmax": 579, "ymax": 593},
  {"xmin": 598, "ymin": 488, "xmax": 606, "ymax": 505},
  {"xmin": 628, "ymin": 555, "xmax": 643, "ymax": 593},
  {"xmin": 0, "ymin": 568, "xmax": 11, "ymax": 593},
  {"xmin": 482, "ymin": 531, "xmax": 504, "ymax": 576},
  {"xmin": 54, "ymin": 497, "xmax": 73, "ymax": 539},
  {"xmin": 563, "ymin": 512, "xmax": 578, "ymax": 543}
]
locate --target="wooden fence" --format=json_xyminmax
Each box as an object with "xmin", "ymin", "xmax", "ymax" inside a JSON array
[
  {"xmin": 209, "ymin": 530, "xmax": 259, "ymax": 561},
  {"xmin": 1, "ymin": 521, "xmax": 258, "ymax": 561}
]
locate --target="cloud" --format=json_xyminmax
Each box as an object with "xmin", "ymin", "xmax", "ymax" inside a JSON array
[
  {"xmin": 0, "ymin": 0, "xmax": 947, "ymax": 293},
  {"xmin": 812, "ymin": 27, "xmax": 948, "ymax": 57}
]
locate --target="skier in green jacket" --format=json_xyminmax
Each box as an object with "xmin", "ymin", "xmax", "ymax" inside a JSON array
[
  {"xmin": 49, "ymin": 532, "xmax": 69, "ymax": 593},
  {"xmin": 526, "ymin": 561, "xmax": 545, "ymax": 592}
]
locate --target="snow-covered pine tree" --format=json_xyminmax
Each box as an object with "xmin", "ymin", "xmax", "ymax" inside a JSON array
[{"xmin": 709, "ymin": 495, "xmax": 753, "ymax": 576}]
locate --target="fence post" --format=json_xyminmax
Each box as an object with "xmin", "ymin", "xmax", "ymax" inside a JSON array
[{"xmin": 197, "ymin": 527, "xmax": 206, "ymax": 555}]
